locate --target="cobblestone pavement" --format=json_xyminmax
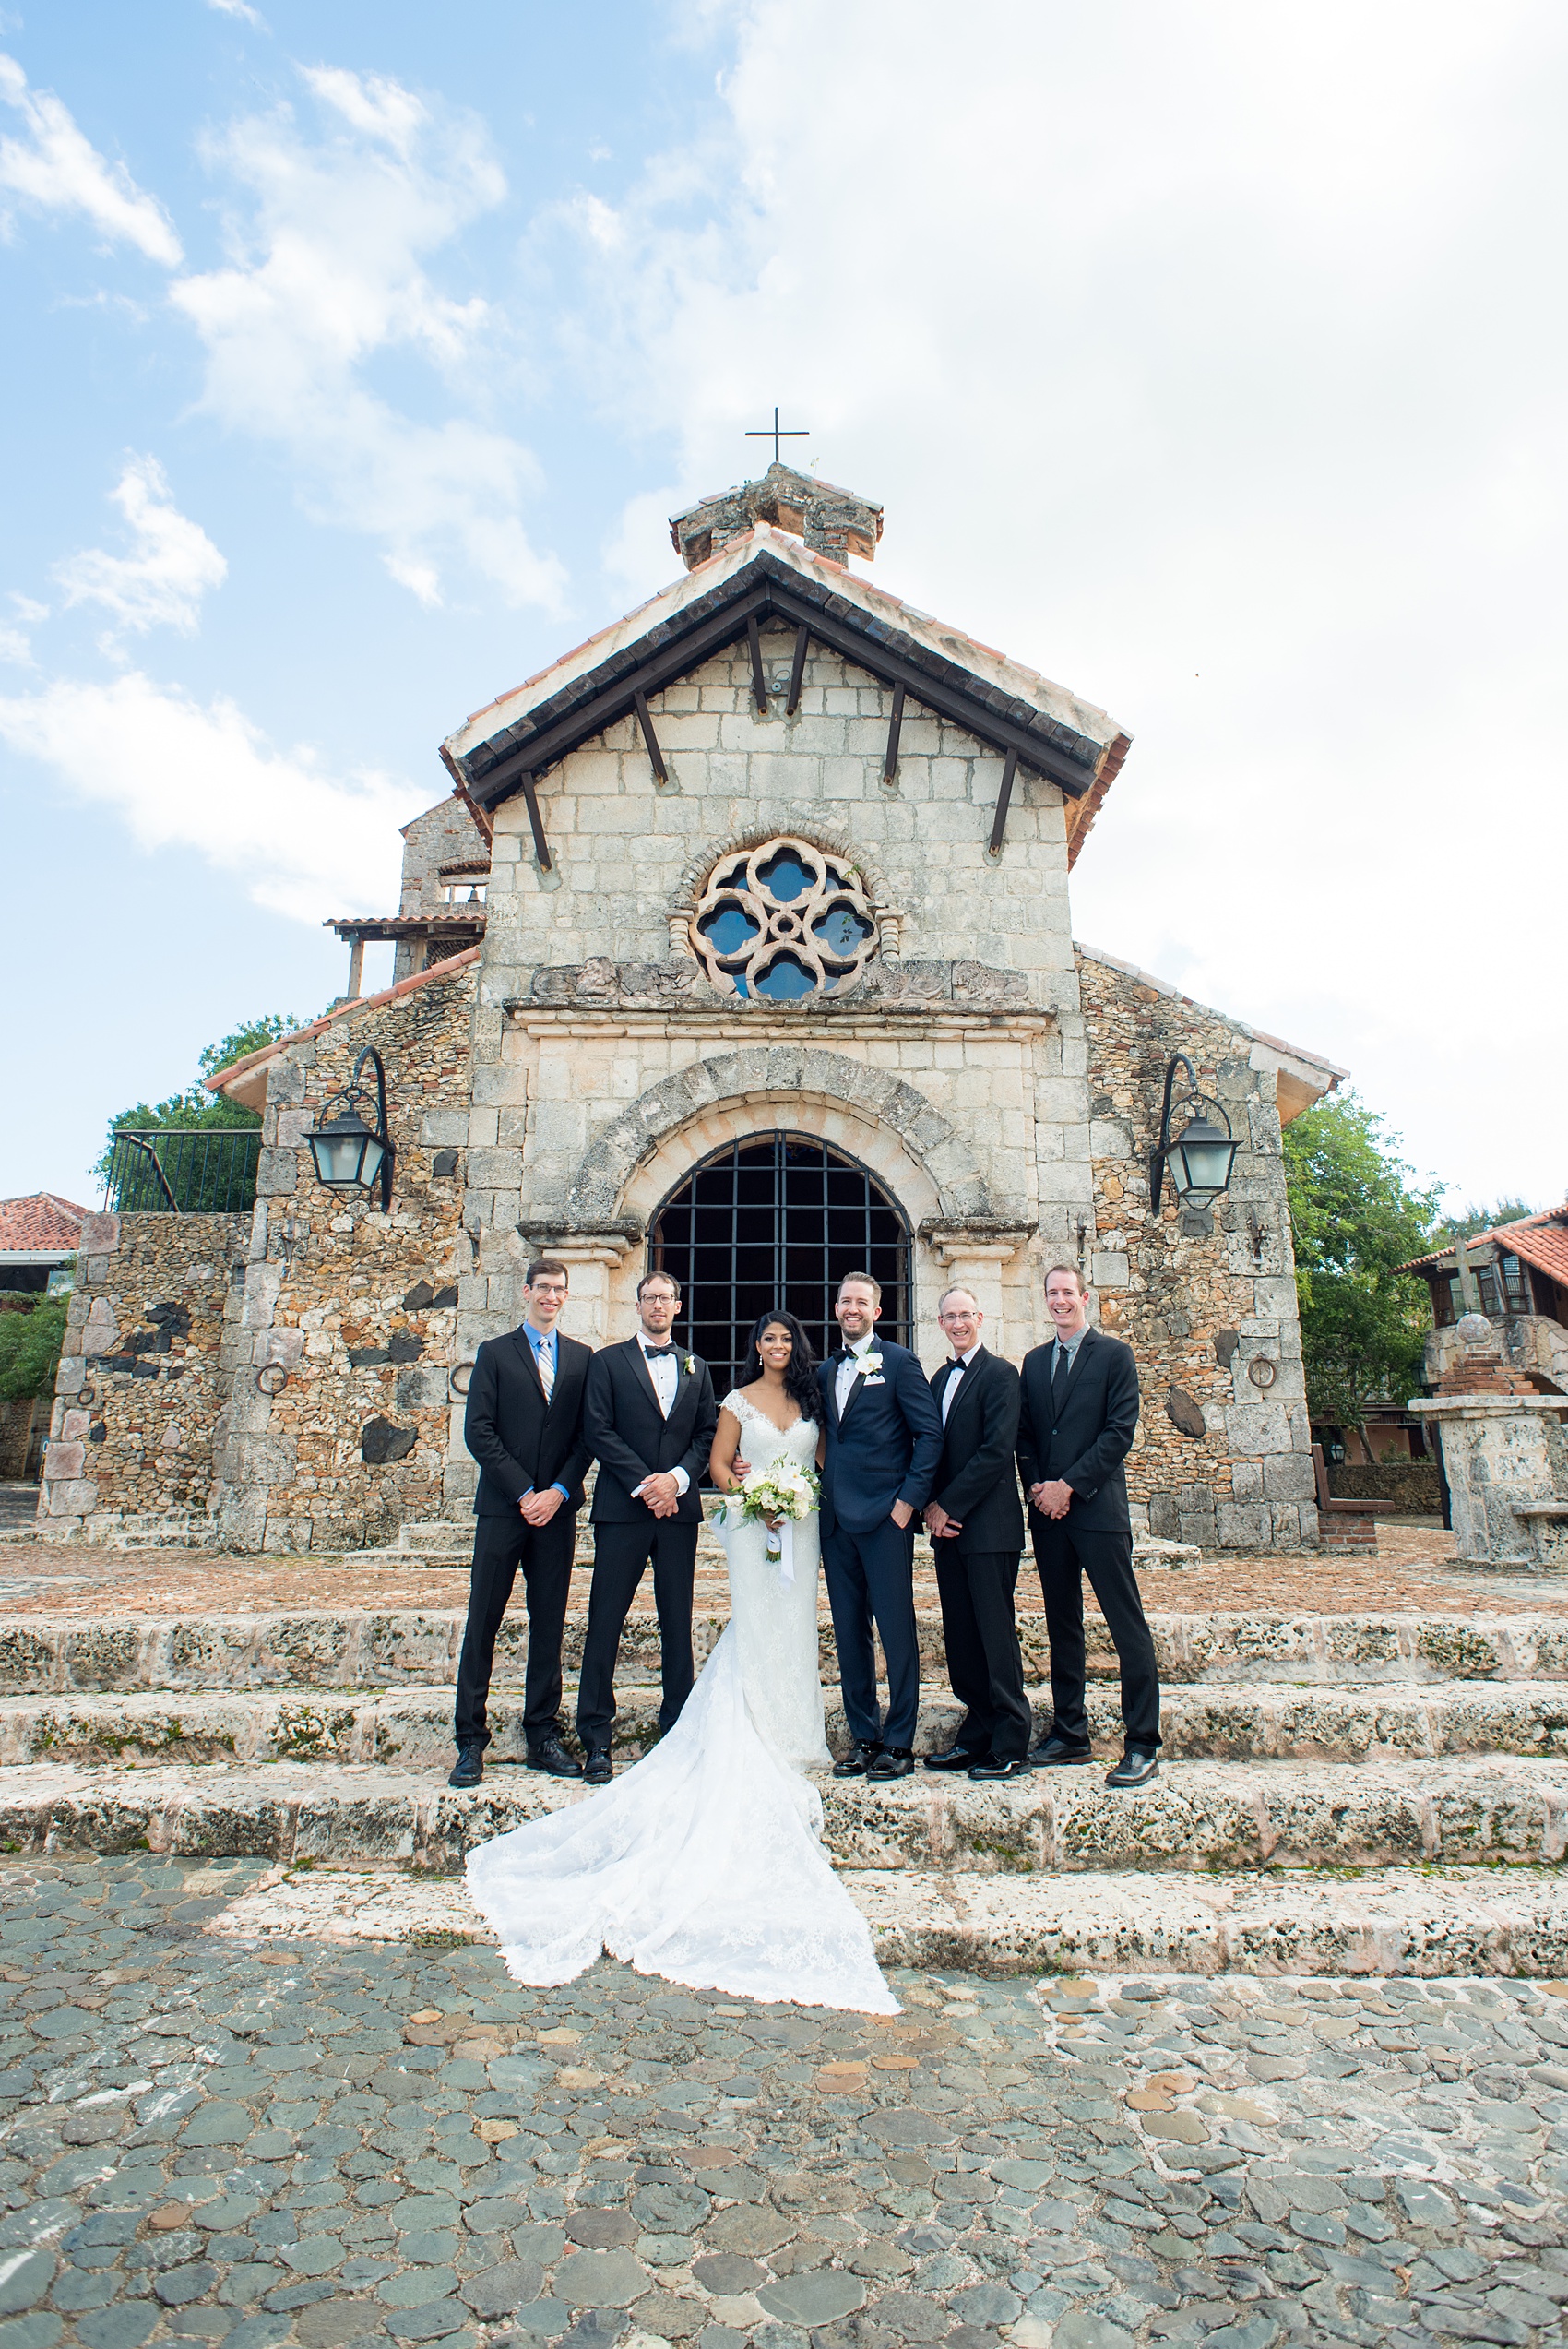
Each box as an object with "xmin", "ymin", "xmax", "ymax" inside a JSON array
[{"xmin": 3, "ymin": 1860, "xmax": 1568, "ymax": 2349}]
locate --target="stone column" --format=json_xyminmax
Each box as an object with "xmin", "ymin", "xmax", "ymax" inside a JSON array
[{"xmin": 1412, "ymin": 1315, "xmax": 1568, "ymax": 1569}]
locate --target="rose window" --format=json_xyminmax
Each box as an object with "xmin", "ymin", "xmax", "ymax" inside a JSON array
[{"xmin": 689, "ymin": 839, "xmax": 879, "ymax": 1001}]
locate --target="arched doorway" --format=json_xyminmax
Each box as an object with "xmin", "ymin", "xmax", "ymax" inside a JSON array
[{"xmin": 648, "ymin": 1131, "xmax": 912, "ymax": 1394}]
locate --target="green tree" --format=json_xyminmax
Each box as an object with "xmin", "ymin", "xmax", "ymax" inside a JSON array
[
  {"xmin": 1431, "ymin": 1197, "xmax": 1538, "ymax": 1244},
  {"xmin": 1281, "ymin": 1091, "xmax": 1444, "ymax": 1429},
  {"xmin": 96, "ymin": 1014, "xmax": 300, "ymax": 1181},
  {"xmin": 0, "ymin": 1300, "xmax": 69, "ymax": 1401}
]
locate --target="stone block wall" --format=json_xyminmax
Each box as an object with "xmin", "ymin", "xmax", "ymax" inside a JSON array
[
  {"xmin": 37, "ymin": 1210, "xmax": 245, "ymax": 1533},
  {"xmin": 1076, "ymin": 948, "xmax": 1319, "ymax": 1550},
  {"xmin": 461, "ymin": 626, "xmax": 1099, "ymax": 1382},
  {"xmin": 211, "ymin": 958, "xmax": 479, "ymax": 1550},
  {"xmin": 477, "ymin": 630, "xmax": 1080, "ymax": 993}
]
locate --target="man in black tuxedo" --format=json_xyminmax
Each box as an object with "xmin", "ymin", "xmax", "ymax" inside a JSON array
[
  {"xmin": 1016, "ymin": 1262, "xmax": 1159, "ymax": 1788},
  {"xmin": 577, "ymin": 1270, "xmax": 718, "ymax": 1784},
  {"xmin": 450, "ymin": 1258, "xmax": 594, "ymax": 1789},
  {"xmin": 921, "ymin": 1286, "xmax": 1031, "ymax": 1781},
  {"xmin": 818, "ymin": 1270, "xmax": 943, "ymax": 1782}
]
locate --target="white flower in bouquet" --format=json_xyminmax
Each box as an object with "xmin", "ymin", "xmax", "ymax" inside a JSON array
[{"xmin": 719, "ymin": 1459, "xmax": 820, "ymax": 1558}]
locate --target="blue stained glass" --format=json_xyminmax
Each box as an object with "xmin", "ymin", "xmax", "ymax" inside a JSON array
[
  {"xmin": 755, "ymin": 849, "xmax": 816, "ymax": 902},
  {"xmin": 753, "ymin": 954, "xmax": 815, "ymax": 1000},
  {"xmin": 813, "ymin": 904, "xmax": 874, "ymax": 957},
  {"xmin": 697, "ymin": 900, "xmax": 760, "ymax": 956}
]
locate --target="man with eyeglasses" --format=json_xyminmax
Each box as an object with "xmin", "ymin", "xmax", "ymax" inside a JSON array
[{"xmin": 451, "ymin": 1258, "xmax": 594, "ymax": 1789}]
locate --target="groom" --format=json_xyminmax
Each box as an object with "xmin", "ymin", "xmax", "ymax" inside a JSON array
[
  {"xmin": 818, "ymin": 1270, "xmax": 943, "ymax": 1782},
  {"xmin": 576, "ymin": 1271, "xmax": 718, "ymax": 1786}
]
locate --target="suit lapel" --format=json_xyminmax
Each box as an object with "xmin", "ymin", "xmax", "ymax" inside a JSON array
[
  {"xmin": 837, "ymin": 1345, "xmax": 878, "ymax": 1431},
  {"xmin": 1048, "ymin": 1327, "xmax": 1094, "ymax": 1425},
  {"xmin": 627, "ymin": 1337, "xmax": 664, "ymax": 1415},
  {"xmin": 944, "ymin": 1347, "xmax": 986, "ymax": 1435},
  {"xmin": 509, "ymin": 1326, "xmax": 547, "ymax": 1402}
]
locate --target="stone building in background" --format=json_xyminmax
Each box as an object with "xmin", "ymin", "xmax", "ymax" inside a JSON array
[{"xmin": 42, "ymin": 466, "xmax": 1345, "ymax": 1553}]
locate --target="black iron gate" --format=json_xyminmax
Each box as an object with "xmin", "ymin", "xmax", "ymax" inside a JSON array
[{"xmin": 648, "ymin": 1131, "xmax": 911, "ymax": 1395}]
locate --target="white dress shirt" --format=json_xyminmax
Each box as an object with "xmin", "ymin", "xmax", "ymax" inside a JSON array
[
  {"xmin": 636, "ymin": 1330, "xmax": 688, "ymax": 1494},
  {"xmin": 835, "ymin": 1330, "xmax": 876, "ymax": 1414},
  {"xmin": 941, "ymin": 1339, "xmax": 982, "ymax": 1425}
]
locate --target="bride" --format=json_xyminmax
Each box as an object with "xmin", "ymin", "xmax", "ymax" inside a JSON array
[{"xmin": 465, "ymin": 1308, "xmax": 897, "ymax": 2015}]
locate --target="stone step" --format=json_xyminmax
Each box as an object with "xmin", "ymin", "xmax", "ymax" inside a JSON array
[
  {"xmin": 204, "ymin": 1857, "xmax": 1568, "ymax": 1979},
  {"xmin": 4, "ymin": 1605, "xmax": 1566, "ymax": 1694},
  {"xmin": 2, "ymin": 1752, "xmax": 1563, "ymax": 1874},
  {"xmin": 3, "ymin": 1677, "xmax": 1566, "ymax": 1771}
]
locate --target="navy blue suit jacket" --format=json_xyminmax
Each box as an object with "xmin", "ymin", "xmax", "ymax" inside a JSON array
[{"xmin": 818, "ymin": 1339, "xmax": 943, "ymax": 1538}]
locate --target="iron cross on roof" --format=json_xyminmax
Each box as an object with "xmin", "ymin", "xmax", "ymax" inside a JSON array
[{"xmin": 745, "ymin": 406, "xmax": 809, "ymax": 466}]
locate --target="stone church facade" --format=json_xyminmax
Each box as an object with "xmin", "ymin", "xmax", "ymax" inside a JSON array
[{"xmin": 42, "ymin": 468, "xmax": 1343, "ymax": 1555}]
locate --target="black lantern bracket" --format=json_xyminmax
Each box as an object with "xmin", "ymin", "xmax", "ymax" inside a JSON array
[
  {"xmin": 1148, "ymin": 1052, "xmax": 1240, "ymax": 1215},
  {"xmin": 304, "ymin": 1044, "xmax": 395, "ymax": 1210}
]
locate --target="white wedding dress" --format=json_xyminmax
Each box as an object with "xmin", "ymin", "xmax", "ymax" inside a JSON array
[{"xmin": 465, "ymin": 1393, "xmax": 897, "ymax": 2015}]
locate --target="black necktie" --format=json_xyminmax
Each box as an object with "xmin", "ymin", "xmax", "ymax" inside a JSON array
[
  {"xmin": 1052, "ymin": 1344, "xmax": 1072, "ymax": 1403},
  {"xmin": 643, "ymin": 1345, "xmax": 676, "ymax": 1361}
]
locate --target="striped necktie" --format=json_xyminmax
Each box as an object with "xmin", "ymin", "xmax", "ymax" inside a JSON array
[{"xmin": 535, "ymin": 1339, "xmax": 554, "ymax": 1401}]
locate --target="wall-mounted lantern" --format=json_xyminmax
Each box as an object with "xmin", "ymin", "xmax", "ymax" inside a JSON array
[
  {"xmin": 304, "ymin": 1045, "xmax": 394, "ymax": 1210},
  {"xmin": 1149, "ymin": 1052, "xmax": 1239, "ymax": 1213}
]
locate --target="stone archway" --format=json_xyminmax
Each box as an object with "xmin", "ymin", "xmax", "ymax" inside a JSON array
[{"xmin": 563, "ymin": 1046, "xmax": 994, "ymax": 1230}]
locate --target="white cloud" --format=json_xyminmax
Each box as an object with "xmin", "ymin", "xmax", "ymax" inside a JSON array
[
  {"xmin": 54, "ymin": 457, "xmax": 227, "ymax": 638},
  {"xmin": 0, "ymin": 626, "xmax": 31, "ymax": 665},
  {"xmin": 10, "ymin": 595, "xmax": 49, "ymax": 624},
  {"xmin": 169, "ymin": 66, "xmax": 562, "ymax": 611},
  {"xmin": 556, "ymin": 0, "xmax": 1568, "ymax": 1207},
  {"xmin": 0, "ymin": 52, "xmax": 181, "ymax": 265},
  {"xmin": 0, "ymin": 670, "xmax": 412, "ymax": 919},
  {"xmin": 205, "ymin": 0, "xmax": 267, "ymax": 25}
]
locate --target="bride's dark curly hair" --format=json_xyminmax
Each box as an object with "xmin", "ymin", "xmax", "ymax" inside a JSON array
[{"xmin": 742, "ymin": 1308, "xmax": 821, "ymax": 1420}]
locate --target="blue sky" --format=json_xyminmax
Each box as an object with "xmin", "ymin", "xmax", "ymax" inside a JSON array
[{"xmin": 2, "ymin": 0, "xmax": 1564, "ymax": 1215}]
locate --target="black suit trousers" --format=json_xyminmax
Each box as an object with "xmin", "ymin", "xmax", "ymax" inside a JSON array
[
  {"xmin": 1031, "ymin": 1520, "xmax": 1161, "ymax": 1751},
  {"xmin": 576, "ymin": 1519, "xmax": 699, "ymax": 1749},
  {"xmin": 932, "ymin": 1544, "xmax": 1031, "ymax": 1762},
  {"xmin": 822, "ymin": 1518, "xmax": 921, "ymax": 1749},
  {"xmin": 455, "ymin": 1509, "xmax": 577, "ymax": 1750}
]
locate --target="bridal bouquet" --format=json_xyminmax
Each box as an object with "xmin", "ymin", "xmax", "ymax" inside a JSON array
[{"xmin": 718, "ymin": 1461, "xmax": 820, "ymax": 1562}]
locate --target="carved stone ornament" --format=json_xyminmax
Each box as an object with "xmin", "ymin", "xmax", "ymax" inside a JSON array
[{"xmin": 688, "ymin": 837, "xmax": 879, "ymax": 1002}]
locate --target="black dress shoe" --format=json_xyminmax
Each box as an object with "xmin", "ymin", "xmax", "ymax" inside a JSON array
[
  {"xmin": 582, "ymin": 1747, "xmax": 613, "ymax": 1786},
  {"xmin": 968, "ymin": 1755, "xmax": 1034, "ymax": 1781},
  {"xmin": 527, "ymin": 1735, "xmax": 583, "ymax": 1780},
  {"xmin": 865, "ymin": 1746, "xmax": 915, "ymax": 1781},
  {"xmin": 1029, "ymin": 1735, "xmax": 1096, "ymax": 1767},
  {"xmin": 833, "ymin": 1739, "xmax": 884, "ymax": 1779},
  {"xmin": 1106, "ymin": 1747, "xmax": 1160, "ymax": 1789},
  {"xmin": 447, "ymin": 1742, "xmax": 484, "ymax": 1789},
  {"xmin": 923, "ymin": 1745, "xmax": 988, "ymax": 1772}
]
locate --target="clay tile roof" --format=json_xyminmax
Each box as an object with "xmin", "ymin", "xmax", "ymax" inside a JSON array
[
  {"xmin": 0, "ymin": 1193, "xmax": 89, "ymax": 1252},
  {"xmin": 1399, "ymin": 1204, "xmax": 1568, "ymax": 1285}
]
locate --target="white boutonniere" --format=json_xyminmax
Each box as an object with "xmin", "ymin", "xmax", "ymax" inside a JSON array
[
  {"xmin": 683, "ymin": 1354, "xmax": 695, "ymax": 1376},
  {"xmin": 861, "ymin": 1352, "xmax": 884, "ymax": 1377}
]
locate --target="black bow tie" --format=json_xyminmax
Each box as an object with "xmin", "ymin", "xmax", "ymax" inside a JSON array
[
  {"xmin": 642, "ymin": 1345, "xmax": 677, "ymax": 1361},
  {"xmin": 948, "ymin": 1358, "xmax": 968, "ymax": 1371}
]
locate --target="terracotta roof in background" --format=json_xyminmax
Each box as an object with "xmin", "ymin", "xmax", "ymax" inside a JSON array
[
  {"xmin": 1400, "ymin": 1205, "xmax": 1568, "ymax": 1288},
  {"xmin": 0, "ymin": 1193, "xmax": 89, "ymax": 1252}
]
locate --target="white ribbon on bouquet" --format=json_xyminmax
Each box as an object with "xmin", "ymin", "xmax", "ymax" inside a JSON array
[{"xmin": 766, "ymin": 1517, "xmax": 796, "ymax": 1588}]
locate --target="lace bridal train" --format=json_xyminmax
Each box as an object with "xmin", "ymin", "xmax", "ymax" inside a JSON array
[{"xmin": 465, "ymin": 1393, "xmax": 897, "ymax": 2015}]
